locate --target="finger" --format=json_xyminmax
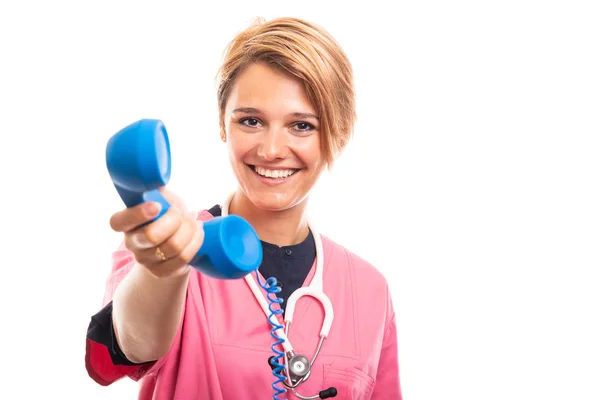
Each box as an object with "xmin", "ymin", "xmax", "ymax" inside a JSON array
[
  {"xmin": 145, "ymin": 221, "xmax": 205, "ymax": 277},
  {"xmin": 124, "ymin": 207, "xmax": 183, "ymax": 251},
  {"xmin": 136, "ymin": 217, "xmax": 199, "ymax": 264},
  {"xmin": 110, "ymin": 202, "xmax": 162, "ymax": 233},
  {"xmin": 158, "ymin": 187, "xmax": 189, "ymax": 214},
  {"xmin": 157, "ymin": 187, "xmax": 197, "ymax": 220}
]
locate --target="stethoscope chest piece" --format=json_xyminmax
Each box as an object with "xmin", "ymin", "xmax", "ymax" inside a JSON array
[{"xmin": 289, "ymin": 354, "xmax": 310, "ymax": 379}]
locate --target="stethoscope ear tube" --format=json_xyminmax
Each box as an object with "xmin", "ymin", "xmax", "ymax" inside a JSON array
[
  {"xmin": 318, "ymin": 387, "xmax": 338, "ymax": 398},
  {"xmin": 284, "ymin": 287, "xmax": 334, "ymax": 337}
]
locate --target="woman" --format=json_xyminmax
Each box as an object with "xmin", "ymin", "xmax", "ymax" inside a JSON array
[{"xmin": 86, "ymin": 17, "xmax": 402, "ymax": 400}]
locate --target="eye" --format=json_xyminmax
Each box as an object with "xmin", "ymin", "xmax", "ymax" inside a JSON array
[
  {"xmin": 292, "ymin": 121, "xmax": 315, "ymax": 132},
  {"xmin": 239, "ymin": 117, "xmax": 262, "ymax": 128}
]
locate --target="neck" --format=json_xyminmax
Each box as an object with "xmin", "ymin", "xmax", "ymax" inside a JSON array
[{"xmin": 228, "ymin": 190, "xmax": 310, "ymax": 247}]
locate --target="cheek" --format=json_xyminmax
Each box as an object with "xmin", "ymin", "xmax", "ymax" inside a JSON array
[
  {"xmin": 298, "ymin": 140, "xmax": 324, "ymax": 172},
  {"xmin": 227, "ymin": 133, "xmax": 252, "ymax": 164},
  {"xmin": 228, "ymin": 144, "xmax": 244, "ymax": 164}
]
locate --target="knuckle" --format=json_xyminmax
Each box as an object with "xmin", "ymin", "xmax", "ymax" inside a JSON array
[
  {"xmin": 168, "ymin": 234, "xmax": 187, "ymax": 254},
  {"xmin": 144, "ymin": 231, "xmax": 160, "ymax": 247},
  {"xmin": 181, "ymin": 244, "xmax": 197, "ymax": 264},
  {"xmin": 162, "ymin": 208, "xmax": 183, "ymax": 228},
  {"xmin": 174, "ymin": 253, "xmax": 189, "ymax": 266},
  {"xmin": 136, "ymin": 208, "xmax": 150, "ymax": 224},
  {"xmin": 144, "ymin": 221, "xmax": 174, "ymax": 247}
]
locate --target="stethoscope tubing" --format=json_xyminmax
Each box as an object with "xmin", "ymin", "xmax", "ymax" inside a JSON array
[{"xmin": 221, "ymin": 193, "xmax": 334, "ymax": 354}]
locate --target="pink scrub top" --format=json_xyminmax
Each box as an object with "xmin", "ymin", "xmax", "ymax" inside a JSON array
[{"xmin": 86, "ymin": 210, "xmax": 402, "ymax": 399}]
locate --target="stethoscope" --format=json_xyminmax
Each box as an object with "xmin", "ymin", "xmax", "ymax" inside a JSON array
[{"xmin": 222, "ymin": 194, "xmax": 338, "ymax": 399}]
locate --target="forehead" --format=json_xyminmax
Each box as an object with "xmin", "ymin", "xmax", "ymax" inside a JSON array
[{"xmin": 226, "ymin": 63, "xmax": 316, "ymax": 115}]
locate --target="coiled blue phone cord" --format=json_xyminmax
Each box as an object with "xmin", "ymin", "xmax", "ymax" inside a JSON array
[{"xmin": 255, "ymin": 270, "xmax": 287, "ymax": 399}]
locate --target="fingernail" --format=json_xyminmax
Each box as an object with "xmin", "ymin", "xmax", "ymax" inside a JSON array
[
  {"xmin": 131, "ymin": 233, "xmax": 151, "ymax": 248},
  {"xmin": 145, "ymin": 202, "xmax": 162, "ymax": 217}
]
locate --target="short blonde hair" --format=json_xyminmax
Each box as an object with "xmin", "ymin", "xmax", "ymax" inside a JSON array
[{"xmin": 216, "ymin": 17, "xmax": 356, "ymax": 167}]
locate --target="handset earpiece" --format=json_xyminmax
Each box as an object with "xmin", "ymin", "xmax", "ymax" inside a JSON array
[{"xmin": 105, "ymin": 119, "xmax": 262, "ymax": 279}]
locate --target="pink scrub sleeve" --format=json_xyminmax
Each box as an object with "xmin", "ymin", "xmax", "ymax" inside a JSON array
[
  {"xmin": 85, "ymin": 241, "xmax": 160, "ymax": 385},
  {"xmin": 372, "ymin": 311, "xmax": 402, "ymax": 398}
]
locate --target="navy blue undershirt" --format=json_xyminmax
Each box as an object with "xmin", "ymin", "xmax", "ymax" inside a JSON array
[{"xmin": 86, "ymin": 204, "xmax": 316, "ymax": 366}]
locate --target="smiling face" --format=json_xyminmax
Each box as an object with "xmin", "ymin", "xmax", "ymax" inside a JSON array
[{"xmin": 223, "ymin": 63, "xmax": 325, "ymax": 212}]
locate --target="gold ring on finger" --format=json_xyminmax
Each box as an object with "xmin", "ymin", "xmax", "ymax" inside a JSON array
[{"xmin": 155, "ymin": 246, "xmax": 167, "ymax": 261}]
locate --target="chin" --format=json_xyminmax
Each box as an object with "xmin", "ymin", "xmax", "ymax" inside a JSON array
[{"xmin": 246, "ymin": 190, "xmax": 305, "ymax": 212}]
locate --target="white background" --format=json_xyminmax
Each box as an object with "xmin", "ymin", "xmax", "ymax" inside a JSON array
[{"xmin": 1, "ymin": 1, "xmax": 599, "ymax": 399}]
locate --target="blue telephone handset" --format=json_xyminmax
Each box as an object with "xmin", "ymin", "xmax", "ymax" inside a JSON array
[{"xmin": 105, "ymin": 119, "xmax": 262, "ymax": 280}]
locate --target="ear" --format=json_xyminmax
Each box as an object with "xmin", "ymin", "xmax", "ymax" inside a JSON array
[{"xmin": 220, "ymin": 129, "xmax": 227, "ymax": 143}]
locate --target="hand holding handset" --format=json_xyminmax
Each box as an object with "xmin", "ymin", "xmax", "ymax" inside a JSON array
[{"xmin": 105, "ymin": 119, "xmax": 262, "ymax": 279}]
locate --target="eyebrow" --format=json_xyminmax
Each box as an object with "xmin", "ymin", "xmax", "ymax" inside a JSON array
[{"xmin": 232, "ymin": 107, "xmax": 319, "ymax": 120}]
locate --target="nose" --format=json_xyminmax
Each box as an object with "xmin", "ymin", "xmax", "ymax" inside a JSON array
[{"xmin": 257, "ymin": 126, "xmax": 288, "ymax": 161}]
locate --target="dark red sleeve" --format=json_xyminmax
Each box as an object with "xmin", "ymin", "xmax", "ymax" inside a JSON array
[{"xmin": 85, "ymin": 301, "xmax": 156, "ymax": 385}]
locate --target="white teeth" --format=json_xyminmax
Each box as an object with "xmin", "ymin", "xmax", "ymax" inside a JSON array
[{"xmin": 254, "ymin": 166, "xmax": 296, "ymax": 178}]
